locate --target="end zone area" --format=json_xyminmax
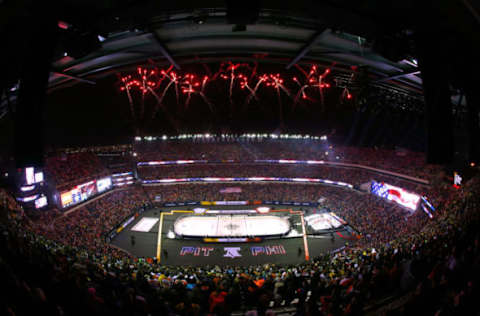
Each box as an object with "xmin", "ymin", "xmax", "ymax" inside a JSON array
[{"xmin": 109, "ymin": 205, "xmax": 356, "ymax": 266}]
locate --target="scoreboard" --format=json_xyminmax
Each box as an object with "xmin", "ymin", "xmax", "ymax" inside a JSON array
[{"xmin": 371, "ymin": 181, "xmax": 420, "ymax": 211}]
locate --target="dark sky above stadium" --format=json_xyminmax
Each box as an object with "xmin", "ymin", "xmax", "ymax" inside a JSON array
[
  {"xmin": 0, "ymin": 63, "xmax": 426, "ymax": 151},
  {"xmin": 42, "ymin": 64, "xmax": 360, "ymax": 147}
]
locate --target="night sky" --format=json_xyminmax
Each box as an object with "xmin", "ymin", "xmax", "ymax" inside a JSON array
[
  {"xmin": 43, "ymin": 63, "xmax": 360, "ymax": 146},
  {"xmin": 1, "ymin": 62, "xmax": 426, "ymax": 151},
  {"xmin": 45, "ymin": 75, "xmax": 133, "ymax": 146}
]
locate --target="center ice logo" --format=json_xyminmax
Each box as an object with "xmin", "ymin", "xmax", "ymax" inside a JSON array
[
  {"xmin": 223, "ymin": 247, "xmax": 242, "ymax": 258},
  {"xmin": 225, "ymin": 223, "xmax": 240, "ymax": 231}
]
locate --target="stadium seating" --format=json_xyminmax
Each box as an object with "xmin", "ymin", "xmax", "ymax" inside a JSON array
[
  {"xmin": 45, "ymin": 152, "xmax": 109, "ymax": 188},
  {"xmin": 2, "ymin": 143, "xmax": 476, "ymax": 316}
]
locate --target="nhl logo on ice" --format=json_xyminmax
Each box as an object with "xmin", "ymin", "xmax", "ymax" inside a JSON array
[{"xmin": 223, "ymin": 247, "xmax": 242, "ymax": 258}]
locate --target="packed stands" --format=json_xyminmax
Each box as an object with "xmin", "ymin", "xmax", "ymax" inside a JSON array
[
  {"xmin": 45, "ymin": 152, "xmax": 109, "ymax": 188},
  {"xmin": 0, "ymin": 188, "xmax": 22, "ymax": 213},
  {"xmin": 1, "ymin": 177, "xmax": 478, "ymax": 315},
  {"xmin": 144, "ymin": 183, "xmax": 432, "ymax": 245},
  {"xmin": 138, "ymin": 163, "xmax": 426, "ymax": 192},
  {"xmin": 134, "ymin": 138, "xmax": 440, "ymax": 180},
  {"xmin": 97, "ymin": 152, "xmax": 133, "ymax": 174},
  {"xmin": 3, "ymin": 140, "xmax": 476, "ymax": 316},
  {"xmin": 35, "ymin": 187, "xmax": 150, "ymax": 254}
]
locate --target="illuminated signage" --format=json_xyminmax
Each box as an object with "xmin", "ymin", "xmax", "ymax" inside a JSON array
[
  {"xmin": 121, "ymin": 216, "xmax": 135, "ymax": 228},
  {"xmin": 96, "ymin": 177, "xmax": 112, "ymax": 193},
  {"xmin": 142, "ymin": 177, "xmax": 353, "ymax": 188},
  {"xmin": 20, "ymin": 185, "xmax": 35, "ymax": 192},
  {"xmin": 25, "ymin": 167, "xmax": 35, "ymax": 185},
  {"xmin": 17, "ymin": 195, "xmax": 38, "ymax": 202},
  {"xmin": 454, "ymin": 172, "xmax": 462, "ymax": 188},
  {"xmin": 60, "ymin": 180, "xmax": 98, "ymax": 208},
  {"xmin": 213, "ymin": 201, "xmax": 248, "ymax": 205},
  {"xmin": 60, "ymin": 191, "xmax": 73, "ymax": 207},
  {"xmin": 34, "ymin": 172, "xmax": 44, "ymax": 183},
  {"xmin": 371, "ymin": 181, "xmax": 420, "ymax": 210},
  {"xmin": 35, "ymin": 196, "xmax": 48, "ymax": 209},
  {"xmin": 112, "ymin": 172, "xmax": 132, "ymax": 177}
]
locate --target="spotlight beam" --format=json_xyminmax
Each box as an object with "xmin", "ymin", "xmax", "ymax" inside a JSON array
[
  {"xmin": 375, "ymin": 70, "xmax": 420, "ymax": 83},
  {"xmin": 286, "ymin": 28, "xmax": 327, "ymax": 70},
  {"xmin": 52, "ymin": 72, "xmax": 96, "ymax": 85},
  {"xmin": 150, "ymin": 31, "xmax": 181, "ymax": 70},
  {"xmin": 462, "ymin": 0, "xmax": 480, "ymax": 24}
]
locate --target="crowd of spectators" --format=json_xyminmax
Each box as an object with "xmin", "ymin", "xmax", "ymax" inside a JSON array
[
  {"xmin": 58, "ymin": 144, "xmax": 133, "ymax": 155},
  {"xmin": 138, "ymin": 164, "xmax": 426, "ymax": 192},
  {"xmin": 144, "ymin": 183, "xmax": 336, "ymax": 204},
  {"xmin": 0, "ymin": 188, "xmax": 23, "ymax": 214},
  {"xmin": 33, "ymin": 187, "xmax": 150, "ymax": 255},
  {"xmin": 134, "ymin": 139, "xmax": 439, "ymax": 180},
  {"xmin": 144, "ymin": 183, "xmax": 433, "ymax": 246},
  {"xmin": 18, "ymin": 178, "xmax": 446, "ymax": 261},
  {"xmin": 45, "ymin": 152, "xmax": 109, "ymax": 188},
  {"xmin": 1, "ymin": 176, "xmax": 478, "ymax": 315},
  {"xmin": 97, "ymin": 153, "xmax": 133, "ymax": 174},
  {"xmin": 2, "ymin": 141, "xmax": 476, "ymax": 316},
  {"xmin": 42, "ymin": 139, "xmax": 438, "ymax": 192}
]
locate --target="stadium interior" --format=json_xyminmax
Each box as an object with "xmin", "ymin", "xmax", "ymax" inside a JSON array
[{"xmin": 1, "ymin": 1, "xmax": 480, "ymax": 316}]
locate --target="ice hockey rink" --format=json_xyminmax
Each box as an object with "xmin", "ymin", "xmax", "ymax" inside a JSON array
[
  {"xmin": 109, "ymin": 206, "xmax": 357, "ymax": 266},
  {"xmin": 173, "ymin": 215, "xmax": 291, "ymax": 237}
]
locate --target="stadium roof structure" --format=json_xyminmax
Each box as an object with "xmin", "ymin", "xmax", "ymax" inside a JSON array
[
  {"xmin": 47, "ymin": 4, "xmax": 425, "ymax": 92},
  {"xmin": 46, "ymin": 9, "xmax": 423, "ymax": 91},
  {"xmin": 2, "ymin": 1, "xmax": 479, "ymax": 119},
  {"xmin": 1, "ymin": 0, "xmax": 479, "ymax": 165},
  {"xmin": 5, "ymin": 0, "xmax": 466, "ymax": 118}
]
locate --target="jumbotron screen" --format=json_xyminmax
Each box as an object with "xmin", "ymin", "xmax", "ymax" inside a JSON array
[
  {"xmin": 60, "ymin": 180, "xmax": 97, "ymax": 208},
  {"xmin": 96, "ymin": 177, "xmax": 112, "ymax": 193},
  {"xmin": 371, "ymin": 181, "xmax": 420, "ymax": 210},
  {"xmin": 24, "ymin": 167, "xmax": 44, "ymax": 185},
  {"xmin": 35, "ymin": 196, "xmax": 48, "ymax": 209}
]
